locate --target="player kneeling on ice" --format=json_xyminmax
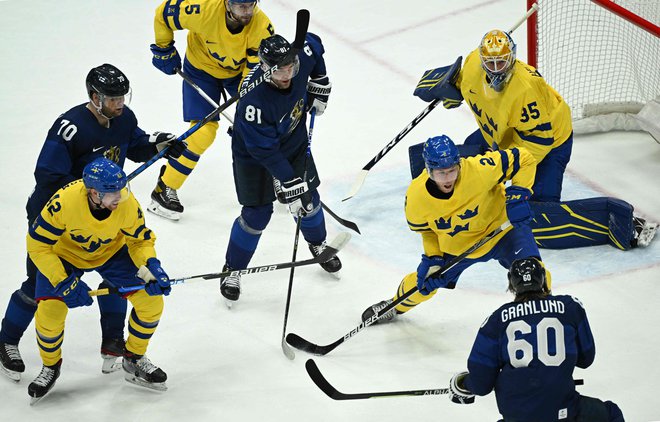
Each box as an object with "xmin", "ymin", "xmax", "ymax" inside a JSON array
[
  {"xmin": 362, "ymin": 135, "xmax": 551, "ymax": 323},
  {"xmin": 219, "ymin": 32, "xmax": 339, "ymax": 306},
  {"xmin": 448, "ymin": 258, "xmax": 624, "ymax": 422},
  {"xmin": 26, "ymin": 158, "xmax": 172, "ymax": 404}
]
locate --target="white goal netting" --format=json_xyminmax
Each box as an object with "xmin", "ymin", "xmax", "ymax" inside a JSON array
[{"xmin": 532, "ymin": 0, "xmax": 660, "ymax": 135}]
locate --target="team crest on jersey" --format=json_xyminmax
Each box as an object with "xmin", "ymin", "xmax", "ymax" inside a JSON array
[
  {"xmin": 103, "ymin": 146, "xmax": 121, "ymax": 163},
  {"xmin": 286, "ymin": 99, "xmax": 305, "ymax": 135},
  {"xmin": 434, "ymin": 216, "xmax": 452, "ymax": 230},
  {"xmin": 70, "ymin": 230, "xmax": 113, "ymax": 253},
  {"xmin": 448, "ymin": 223, "xmax": 469, "ymax": 237},
  {"xmin": 458, "ymin": 206, "xmax": 479, "ymax": 220}
]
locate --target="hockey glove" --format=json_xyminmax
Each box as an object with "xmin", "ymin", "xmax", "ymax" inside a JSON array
[
  {"xmin": 505, "ymin": 186, "xmax": 534, "ymax": 228},
  {"xmin": 150, "ymin": 42, "xmax": 181, "ymax": 75},
  {"xmin": 54, "ymin": 274, "xmax": 93, "ymax": 308},
  {"xmin": 413, "ymin": 56, "xmax": 463, "ymax": 109},
  {"xmin": 272, "ymin": 178, "xmax": 287, "ymax": 204},
  {"xmin": 416, "ymin": 254, "xmax": 447, "ymax": 295},
  {"xmin": 140, "ymin": 258, "xmax": 171, "ymax": 296},
  {"xmin": 281, "ymin": 177, "xmax": 313, "ymax": 217},
  {"xmin": 305, "ymin": 76, "xmax": 332, "ymax": 116},
  {"xmin": 150, "ymin": 131, "xmax": 187, "ymax": 159},
  {"xmin": 449, "ymin": 372, "xmax": 475, "ymax": 404}
]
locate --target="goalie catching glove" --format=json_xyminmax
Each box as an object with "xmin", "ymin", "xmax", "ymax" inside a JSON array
[
  {"xmin": 150, "ymin": 132, "xmax": 187, "ymax": 159},
  {"xmin": 279, "ymin": 177, "xmax": 313, "ymax": 216},
  {"xmin": 449, "ymin": 371, "xmax": 475, "ymax": 404},
  {"xmin": 413, "ymin": 56, "xmax": 463, "ymax": 109},
  {"xmin": 306, "ymin": 76, "xmax": 332, "ymax": 116}
]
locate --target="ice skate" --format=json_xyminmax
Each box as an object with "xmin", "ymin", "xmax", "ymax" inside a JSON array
[
  {"xmin": 100, "ymin": 338, "xmax": 125, "ymax": 374},
  {"xmin": 361, "ymin": 299, "xmax": 399, "ymax": 325},
  {"xmin": 633, "ymin": 216, "xmax": 658, "ymax": 248},
  {"xmin": 0, "ymin": 342, "xmax": 25, "ymax": 382},
  {"xmin": 148, "ymin": 166, "xmax": 183, "ymax": 221},
  {"xmin": 28, "ymin": 359, "xmax": 61, "ymax": 405},
  {"xmin": 308, "ymin": 241, "xmax": 342, "ymax": 279},
  {"xmin": 122, "ymin": 353, "xmax": 167, "ymax": 391},
  {"xmin": 220, "ymin": 265, "xmax": 241, "ymax": 309}
]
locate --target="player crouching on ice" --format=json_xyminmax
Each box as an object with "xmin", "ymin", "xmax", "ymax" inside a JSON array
[
  {"xmin": 26, "ymin": 158, "xmax": 172, "ymax": 404},
  {"xmin": 448, "ymin": 258, "xmax": 624, "ymax": 422}
]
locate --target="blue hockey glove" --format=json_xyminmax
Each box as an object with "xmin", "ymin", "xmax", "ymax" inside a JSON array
[
  {"xmin": 449, "ymin": 372, "xmax": 475, "ymax": 404},
  {"xmin": 281, "ymin": 177, "xmax": 313, "ymax": 217},
  {"xmin": 54, "ymin": 274, "xmax": 93, "ymax": 308},
  {"xmin": 305, "ymin": 76, "xmax": 332, "ymax": 116},
  {"xmin": 416, "ymin": 254, "xmax": 447, "ymax": 295},
  {"xmin": 150, "ymin": 132, "xmax": 187, "ymax": 159},
  {"xmin": 142, "ymin": 258, "xmax": 171, "ymax": 296},
  {"xmin": 505, "ymin": 186, "xmax": 534, "ymax": 228},
  {"xmin": 413, "ymin": 56, "xmax": 463, "ymax": 109},
  {"xmin": 150, "ymin": 42, "xmax": 181, "ymax": 75}
]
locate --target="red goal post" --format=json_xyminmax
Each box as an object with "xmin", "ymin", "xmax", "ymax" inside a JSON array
[{"xmin": 527, "ymin": 0, "xmax": 660, "ymax": 136}]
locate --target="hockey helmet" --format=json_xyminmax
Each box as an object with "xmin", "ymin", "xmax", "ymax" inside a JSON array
[
  {"xmin": 507, "ymin": 258, "xmax": 546, "ymax": 295},
  {"xmin": 258, "ymin": 34, "xmax": 300, "ymax": 81},
  {"xmin": 83, "ymin": 157, "xmax": 127, "ymax": 193},
  {"xmin": 422, "ymin": 135, "xmax": 460, "ymax": 170},
  {"xmin": 86, "ymin": 63, "xmax": 131, "ymax": 99},
  {"xmin": 479, "ymin": 30, "xmax": 516, "ymax": 91}
]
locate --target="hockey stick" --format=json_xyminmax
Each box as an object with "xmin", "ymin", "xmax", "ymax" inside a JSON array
[
  {"xmin": 126, "ymin": 9, "xmax": 311, "ymax": 182},
  {"xmin": 342, "ymin": 98, "xmax": 441, "ymax": 201},
  {"xmin": 306, "ymin": 359, "xmax": 583, "ymax": 401},
  {"xmin": 320, "ymin": 202, "xmax": 361, "ymax": 234},
  {"xmin": 176, "ymin": 69, "xmax": 234, "ymax": 124},
  {"xmin": 341, "ymin": 4, "xmax": 539, "ymax": 202},
  {"xmin": 281, "ymin": 109, "xmax": 317, "ymax": 360},
  {"xmin": 285, "ymin": 221, "xmax": 511, "ymax": 355},
  {"xmin": 88, "ymin": 231, "xmax": 350, "ymax": 297}
]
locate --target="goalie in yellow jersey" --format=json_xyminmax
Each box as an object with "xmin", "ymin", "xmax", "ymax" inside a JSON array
[
  {"xmin": 361, "ymin": 135, "xmax": 551, "ymax": 324},
  {"xmin": 148, "ymin": 0, "xmax": 274, "ymax": 220},
  {"xmin": 26, "ymin": 158, "xmax": 172, "ymax": 403},
  {"xmin": 413, "ymin": 30, "xmax": 657, "ymax": 250}
]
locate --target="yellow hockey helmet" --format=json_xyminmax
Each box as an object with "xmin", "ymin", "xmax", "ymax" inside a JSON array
[{"xmin": 479, "ymin": 30, "xmax": 516, "ymax": 91}]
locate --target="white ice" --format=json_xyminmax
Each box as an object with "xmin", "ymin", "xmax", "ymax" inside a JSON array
[{"xmin": 1, "ymin": 0, "xmax": 659, "ymax": 420}]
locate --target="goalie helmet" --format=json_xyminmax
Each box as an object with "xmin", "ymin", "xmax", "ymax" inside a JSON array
[
  {"xmin": 258, "ymin": 35, "xmax": 300, "ymax": 79},
  {"xmin": 422, "ymin": 135, "xmax": 460, "ymax": 170},
  {"xmin": 86, "ymin": 64, "xmax": 130, "ymax": 98},
  {"xmin": 507, "ymin": 258, "xmax": 546, "ymax": 295},
  {"xmin": 479, "ymin": 30, "xmax": 516, "ymax": 91},
  {"xmin": 83, "ymin": 157, "xmax": 127, "ymax": 193}
]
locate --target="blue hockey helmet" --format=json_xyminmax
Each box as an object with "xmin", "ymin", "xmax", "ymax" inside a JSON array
[
  {"xmin": 422, "ymin": 135, "xmax": 460, "ymax": 170},
  {"xmin": 83, "ymin": 157, "xmax": 127, "ymax": 193},
  {"xmin": 479, "ymin": 30, "xmax": 516, "ymax": 92},
  {"xmin": 507, "ymin": 258, "xmax": 546, "ymax": 295}
]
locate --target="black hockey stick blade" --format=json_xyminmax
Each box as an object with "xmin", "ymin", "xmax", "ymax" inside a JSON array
[
  {"xmin": 321, "ymin": 201, "xmax": 360, "ymax": 234},
  {"xmin": 292, "ymin": 9, "xmax": 310, "ymax": 49},
  {"xmin": 305, "ymin": 359, "xmax": 449, "ymax": 400}
]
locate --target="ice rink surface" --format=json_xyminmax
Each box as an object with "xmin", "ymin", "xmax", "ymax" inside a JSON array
[{"xmin": 0, "ymin": 0, "xmax": 659, "ymax": 420}]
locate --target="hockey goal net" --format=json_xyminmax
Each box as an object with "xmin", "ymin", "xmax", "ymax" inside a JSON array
[{"xmin": 527, "ymin": 0, "xmax": 660, "ymax": 135}]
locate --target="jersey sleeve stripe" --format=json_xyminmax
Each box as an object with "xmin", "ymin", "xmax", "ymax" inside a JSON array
[
  {"xmin": 34, "ymin": 215, "xmax": 65, "ymax": 237},
  {"xmin": 497, "ymin": 150, "xmax": 510, "ymax": 184},
  {"xmin": 28, "ymin": 227, "xmax": 58, "ymax": 245},
  {"xmin": 407, "ymin": 220, "xmax": 430, "ymax": 228},
  {"xmin": 163, "ymin": 0, "xmax": 184, "ymax": 31},
  {"xmin": 510, "ymin": 147, "xmax": 521, "ymax": 179},
  {"xmin": 515, "ymin": 129, "xmax": 554, "ymax": 146}
]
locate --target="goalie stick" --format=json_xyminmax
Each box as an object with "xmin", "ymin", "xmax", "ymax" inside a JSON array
[
  {"xmin": 305, "ymin": 359, "xmax": 583, "ymax": 401},
  {"xmin": 285, "ymin": 222, "xmax": 511, "ymax": 355},
  {"xmin": 341, "ymin": 3, "xmax": 539, "ymax": 201},
  {"xmin": 89, "ymin": 232, "xmax": 350, "ymax": 297},
  {"xmin": 126, "ymin": 9, "xmax": 311, "ymax": 182}
]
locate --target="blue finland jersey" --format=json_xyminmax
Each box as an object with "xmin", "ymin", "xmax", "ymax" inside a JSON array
[
  {"xmin": 27, "ymin": 104, "xmax": 156, "ymax": 219},
  {"xmin": 465, "ymin": 295, "xmax": 595, "ymax": 421},
  {"xmin": 232, "ymin": 33, "xmax": 327, "ymax": 182}
]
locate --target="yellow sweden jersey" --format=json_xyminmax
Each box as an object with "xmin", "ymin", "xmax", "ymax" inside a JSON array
[
  {"xmin": 27, "ymin": 180, "xmax": 156, "ymax": 286},
  {"xmin": 457, "ymin": 50, "xmax": 572, "ymax": 164},
  {"xmin": 405, "ymin": 148, "xmax": 536, "ymax": 258},
  {"xmin": 154, "ymin": 0, "xmax": 274, "ymax": 80}
]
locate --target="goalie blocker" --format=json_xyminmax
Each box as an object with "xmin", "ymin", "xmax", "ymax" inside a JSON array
[{"xmin": 408, "ymin": 142, "xmax": 657, "ymax": 250}]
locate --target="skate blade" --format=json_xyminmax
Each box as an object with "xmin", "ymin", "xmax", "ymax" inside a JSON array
[
  {"xmin": 124, "ymin": 373, "xmax": 168, "ymax": 391},
  {"xmin": 224, "ymin": 298, "xmax": 236, "ymax": 309},
  {"xmin": 30, "ymin": 396, "xmax": 44, "ymax": 406},
  {"xmin": 147, "ymin": 201, "xmax": 181, "ymax": 221},
  {"xmin": 101, "ymin": 356, "xmax": 123, "ymax": 374},
  {"xmin": 327, "ymin": 269, "xmax": 341, "ymax": 280},
  {"xmin": 0, "ymin": 365, "xmax": 21, "ymax": 382}
]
